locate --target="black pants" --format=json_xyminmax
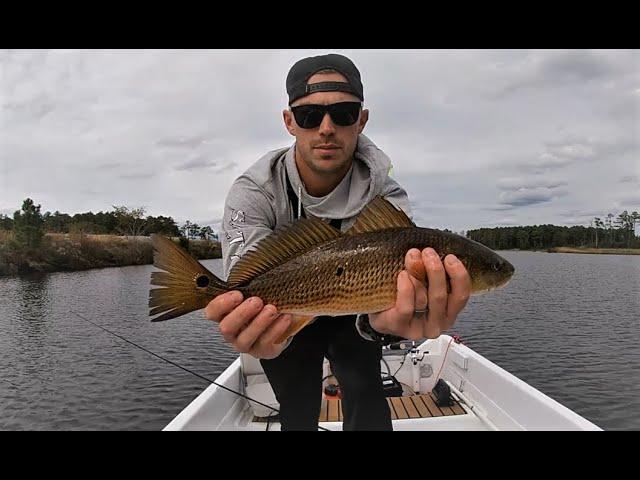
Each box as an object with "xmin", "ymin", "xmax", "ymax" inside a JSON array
[{"xmin": 260, "ymin": 315, "xmax": 392, "ymax": 431}]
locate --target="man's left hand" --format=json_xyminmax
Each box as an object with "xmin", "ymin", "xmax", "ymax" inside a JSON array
[{"xmin": 369, "ymin": 248, "xmax": 472, "ymax": 340}]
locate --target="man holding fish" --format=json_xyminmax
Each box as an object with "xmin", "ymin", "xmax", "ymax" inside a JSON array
[
  {"xmin": 149, "ymin": 53, "xmax": 512, "ymax": 430},
  {"xmin": 203, "ymin": 53, "xmax": 474, "ymax": 431}
]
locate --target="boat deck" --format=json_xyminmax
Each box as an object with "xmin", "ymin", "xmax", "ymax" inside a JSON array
[
  {"xmin": 164, "ymin": 336, "xmax": 603, "ymax": 431},
  {"xmin": 253, "ymin": 392, "xmax": 466, "ymax": 424},
  {"xmin": 319, "ymin": 393, "xmax": 466, "ymax": 422}
]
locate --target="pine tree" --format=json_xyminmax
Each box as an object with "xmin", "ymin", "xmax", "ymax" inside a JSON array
[{"xmin": 13, "ymin": 198, "xmax": 45, "ymax": 248}]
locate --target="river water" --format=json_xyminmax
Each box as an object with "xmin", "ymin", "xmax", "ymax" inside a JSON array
[{"xmin": 1, "ymin": 251, "xmax": 638, "ymax": 430}]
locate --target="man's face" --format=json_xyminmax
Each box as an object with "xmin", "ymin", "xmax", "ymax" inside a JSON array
[{"xmin": 283, "ymin": 72, "xmax": 369, "ymax": 177}]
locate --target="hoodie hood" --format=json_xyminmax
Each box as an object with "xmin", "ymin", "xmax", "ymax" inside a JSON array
[
  {"xmin": 222, "ymin": 134, "xmax": 410, "ymax": 279},
  {"xmin": 284, "ymin": 134, "xmax": 393, "ymax": 220}
]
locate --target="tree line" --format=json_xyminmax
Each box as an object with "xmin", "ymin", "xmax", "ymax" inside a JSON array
[
  {"xmin": 0, "ymin": 198, "xmax": 218, "ymax": 249},
  {"xmin": 4, "ymin": 198, "xmax": 637, "ymax": 252},
  {"xmin": 467, "ymin": 211, "xmax": 640, "ymax": 250}
]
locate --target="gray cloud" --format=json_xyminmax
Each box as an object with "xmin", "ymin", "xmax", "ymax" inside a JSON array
[
  {"xmin": 498, "ymin": 188, "xmax": 565, "ymax": 207},
  {"xmin": 557, "ymin": 209, "xmax": 615, "ymax": 227},
  {"xmin": 546, "ymin": 139, "xmax": 597, "ymax": 159},
  {"xmin": 496, "ymin": 174, "xmax": 569, "ymax": 208},
  {"xmin": 98, "ymin": 162, "xmax": 124, "ymax": 170},
  {"xmin": 174, "ymin": 155, "xmax": 219, "ymax": 171},
  {"xmin": 517, "ymin": 135, "xmax": 638, "ymax": 172},
  {"xmin": 540, "ymin": 50, "xmax": 614, "ymax": 81},
  {"xmin": 156, "ymin": 134, "xmax": 217, "ymax": 149},
  {"xmin": 174, "ymin": 156, "xmax": 237, "ymax": 172},
  {"xmin": 211, "ymin": 161, "xmax": 238, "ymax": 173},
  {"xmin": 1, "ymin": 49, "xmax": 637, "ymax": 232},
  {"xmin": 492, "ymin": 50, "xmax": 631, "ymax": 99},
  {"xmin": 493, "ymin": 217, "xmax": 522, "ymax": 226},
  {"xmin": 118, "ymin": 173, "xmax": 155, "ymax": 180},
  {"xmin": 619, "ymin": 175, "xmax": 639, "ymax": 184},
  {"xmin": 615, "ymin": 193, "xmax": 640, "ymax": 209},
  {"xmin": 497, "ymin": 176, "xmax": 568, "ymax": 190},
  {"xmin": 485, "ymin": 205, "xmax": 518, "ymax": 212},
  {"xmin": 559, "ymin": 209, "xmax": 611, "ymax": 219},
  {"xmin": 530, "ymin": 139, "xmax": 596, "ymax": 170},
  {"xmin": 562, "ymin": 217, "xmax": 599, "ymax": 226},
  {"xmin": 3, "ymin": 96, "xmax": 56, "ymax": 120}
]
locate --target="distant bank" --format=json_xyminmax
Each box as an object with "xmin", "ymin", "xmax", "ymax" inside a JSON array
[
  {"xmin": 547, "ymin": 247, "xmax": 640, "ymax": 255},
  {"xmin": 0, "ymin": 233, "xmax": 221, "ymax": 276}
]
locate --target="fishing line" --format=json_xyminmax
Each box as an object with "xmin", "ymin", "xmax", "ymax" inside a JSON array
[{"xmin": 71, "ymin": 310, "xmax": 331, "ymax": 431}]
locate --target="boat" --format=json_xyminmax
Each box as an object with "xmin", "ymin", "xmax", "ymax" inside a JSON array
[{"xmin": 163, "ymin": 334, "xmax": 601, "ymax": 431}]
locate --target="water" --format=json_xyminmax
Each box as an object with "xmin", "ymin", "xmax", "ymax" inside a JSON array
[{"xmin": 1, "ymin": 252, "xmax": 638, "ymax": 430}]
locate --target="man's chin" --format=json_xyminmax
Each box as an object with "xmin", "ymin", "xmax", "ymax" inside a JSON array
[
  {"xmin": 317, "ymin": 155, "xmax": 339, "ymax": 162},
  {"xmin": 312, "ymin": 159, "xmax": 347, "ymax": 174}
]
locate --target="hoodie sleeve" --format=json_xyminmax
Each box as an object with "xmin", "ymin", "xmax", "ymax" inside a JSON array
[
  {"xmin": 221, "ymin": 176, "xmax": 295, "ymax": 354},
  {"xmin": 380, "ymin": 175, "xmax": 413, "ymax": 220},
  {"xmin": 221, "ymin": 176, "xmax": 276, "ymax": 280},
  {"xmin": 355, "ymin": 313, "xmax": 406, "ymax": 345}
]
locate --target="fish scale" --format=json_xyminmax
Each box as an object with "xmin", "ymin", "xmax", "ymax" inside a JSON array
[
  {"xmin": 148, "ymin": 197, "xmax": 515, "ymax": 343},
  {"xmin": 235, "ymin": 228, "xmax": 494, "ymax": 315}
]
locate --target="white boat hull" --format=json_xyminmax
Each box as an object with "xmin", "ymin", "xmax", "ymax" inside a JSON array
[{"xmin": 164, "ymin": 335, "xmax": 601, "ymax": 431}]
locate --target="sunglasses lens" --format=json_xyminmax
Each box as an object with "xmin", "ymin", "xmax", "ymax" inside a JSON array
[
  {"xmin": 292, "ymin": 102, "xmax": 361, "ymax": 129},
  {"xmin": 328, "ymin": 102, "xmax": 361, "ymax": 126},
  {"xmin": 293, "ymin": 105, "xmax": 325, "ymax": 129}
]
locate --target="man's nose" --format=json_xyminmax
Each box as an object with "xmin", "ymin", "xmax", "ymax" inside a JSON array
[{"xmin": 318, "ymin": 112, "xmax": 336, "ymax": 136}]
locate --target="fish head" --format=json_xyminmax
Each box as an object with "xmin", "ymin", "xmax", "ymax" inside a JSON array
[
  {"xmin": 471, "ymin": 253, "xmax": 515, "ymax": 293},
  {"xmin": 452, "ymin": 236, "xmax": 515, "ymax": 294}
]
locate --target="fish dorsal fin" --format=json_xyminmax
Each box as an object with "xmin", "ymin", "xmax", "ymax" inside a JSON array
[
  {"xmin": 227, "ymin": 218, "xmax": 342, "ymax": 286},
  {"xmin": 346, "ymin": 196, "xmax": 414, "ymax": 235}
]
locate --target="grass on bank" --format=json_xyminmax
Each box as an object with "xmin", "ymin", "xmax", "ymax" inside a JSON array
[
  {"xmin": 0, "ymin": 231, "xmax": 221, "ymax": 276},
  {"xmin": 547, "ymin": 246, "xmax": 640, "ymax": 255}
]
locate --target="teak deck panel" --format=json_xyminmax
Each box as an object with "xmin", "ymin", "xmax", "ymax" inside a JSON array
[
  {"xmin": 253, "ymin": 392, "xmax": 466, "ymax": 423},
  {"xmin": 318, "ymin": 393, "xmax": 466, "ymax": 423}
]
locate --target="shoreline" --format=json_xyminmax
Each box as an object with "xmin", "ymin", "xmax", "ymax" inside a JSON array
[
  {"xmin": 0, "ymin": 233, "xmax": 221, "ymax": 277},
  {"xmin": 495, "ymin": 247, "xmax": 640, "ymax": 255},
  {"xmin": 546, "ymin": 247, "xmax": 640, "ymax": 255},
  {"xmin": 3, "ymin": 234, "xmax": 638, "ymax": 277}
]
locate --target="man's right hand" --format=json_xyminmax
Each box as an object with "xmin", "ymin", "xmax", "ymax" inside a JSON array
[{"xmin": 204, "ymin": 291, "xmax": 292, "ymax": 360}]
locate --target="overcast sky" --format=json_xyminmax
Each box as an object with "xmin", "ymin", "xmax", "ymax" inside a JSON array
[{"xmin": 1, "ymin": 49, "xmax": 638, "ymax": 233}]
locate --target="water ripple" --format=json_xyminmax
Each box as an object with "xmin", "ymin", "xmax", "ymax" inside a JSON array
[{"xmin": 1, "ymin": 253, "xmax": 638, "ymax": 430}]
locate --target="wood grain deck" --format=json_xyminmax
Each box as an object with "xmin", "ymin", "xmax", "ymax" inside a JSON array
[
  {"xmin": 317, "ymin": 393, "xmax": 466, "ymax": 422},
  {"xmin": 253, "ymin": 393, "xmax": 466, "ymax": 423}
]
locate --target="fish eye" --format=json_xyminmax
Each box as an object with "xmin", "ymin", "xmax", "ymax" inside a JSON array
[
  {"xmin": 492, "ymin": 262, "xmax": 501, "ymax": 272},
  {"xmin": 196, "ymin": 275, "xmax": 210, "ymax": 288}
]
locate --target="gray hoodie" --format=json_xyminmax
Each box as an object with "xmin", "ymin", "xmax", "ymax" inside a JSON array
[{"xmin": 220, "ymin": 134, "xmax": 411, "ymax": 345}]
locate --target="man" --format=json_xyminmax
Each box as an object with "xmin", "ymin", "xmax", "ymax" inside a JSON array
[{"xmin": 205, "ymin": 53, "xmax": 472, "ymax": 430}]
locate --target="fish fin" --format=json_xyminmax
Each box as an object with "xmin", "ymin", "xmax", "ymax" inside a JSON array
[
  {"xmin": 227, "ymin": 218, "xmax": 342, "ymax": 286},
  {"xmin": 274, "ymin": 315, "xmax": 316, "ymax": 344},
  {"xmin": 148, "ymin": 234, "xmax": 228, "ymax": 322},
  {"xmin": 345, "ymin": 196, "xmax": 415, "ymax": 235}
]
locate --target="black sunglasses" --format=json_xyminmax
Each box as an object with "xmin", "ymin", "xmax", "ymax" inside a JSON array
[{"xmin": 290, "ymin": 101, "xmax": 362, "ymax": 129}]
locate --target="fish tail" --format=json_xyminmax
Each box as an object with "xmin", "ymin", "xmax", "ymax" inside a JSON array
[{"xmin": 148, "ymin": 234, "xmax": 229, "ymax": 322}]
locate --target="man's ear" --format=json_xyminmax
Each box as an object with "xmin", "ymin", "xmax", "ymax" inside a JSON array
[
  {"xmin": 358, "ymin": 108, "xmax": 369, "ymax": 133},
  {"xmin": 283, "ymin": 109, "xmax": 296, "ymax": 136}
]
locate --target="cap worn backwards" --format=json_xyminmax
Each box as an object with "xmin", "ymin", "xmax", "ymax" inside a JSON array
[{"xmin": 286, "ymin": 53, "xmax": 364, "ymax": 105}]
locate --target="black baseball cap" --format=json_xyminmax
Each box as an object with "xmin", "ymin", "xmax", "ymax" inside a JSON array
[{"xmin": 286, "ymin": 53, "xmax": 364, "ymax": 105}]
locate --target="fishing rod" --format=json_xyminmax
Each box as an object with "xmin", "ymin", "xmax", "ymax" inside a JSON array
[{"xmin": 71, "ymin": 310, "xmax": 331, "ymax": 431}]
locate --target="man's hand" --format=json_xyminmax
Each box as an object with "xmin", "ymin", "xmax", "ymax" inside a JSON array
[
  {"xmin": 204, "ymin": 291, "xmax": 292, "ymax": 359},
  {"xmin": 369, "ymin": 247, "xmax": 471, "ymax": 340}
]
